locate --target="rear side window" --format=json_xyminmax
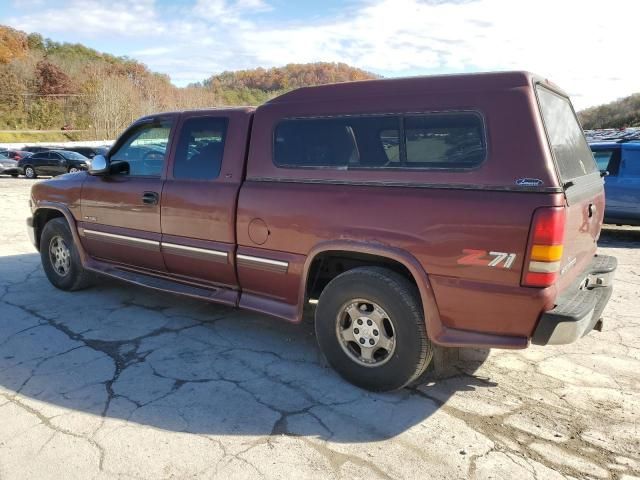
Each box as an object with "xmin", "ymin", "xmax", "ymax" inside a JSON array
[
  {"xmin": 274, "ymin": 112, "xmax": 485, "ymax": 170},
  {"xmin": 173, "ymin": 117, "xmax": 227, "ymax": 180},
  {"xmin": 537, "ymin": 86, "xmax": 598, "ymax": 181},
  {"xmin": 591, "ymin": 148, "xmax": 621, "ymax": 176}
]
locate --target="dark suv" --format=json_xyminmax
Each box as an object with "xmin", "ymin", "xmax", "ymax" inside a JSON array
[
  {"xmin": 26, "ymin": 72, "xmax": 616, "ymax": 391},
  {"xmin": 18, "ymin": 150, "xmax": 90, "ymax": 178}
]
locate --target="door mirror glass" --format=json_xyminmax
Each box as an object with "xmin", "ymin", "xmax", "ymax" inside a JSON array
[{"xmin": 89, "ymin": 155, "xmax": 109, "ymax": 175}]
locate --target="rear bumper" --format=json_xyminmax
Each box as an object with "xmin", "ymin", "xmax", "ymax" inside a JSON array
[{"xmin": 532, "ymin": 254, "xmax": 617, "ymax": 345}]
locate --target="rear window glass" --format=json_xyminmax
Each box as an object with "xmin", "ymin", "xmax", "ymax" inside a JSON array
[
  {"xmin": 274, "ymin": 113, "xmax": 485, "ymax": 170},
  {"xmin": 537, "ymin": 86, "xmax": 598, "ymax": 181}
]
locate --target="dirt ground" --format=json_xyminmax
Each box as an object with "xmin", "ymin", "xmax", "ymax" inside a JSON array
[{"xmin": 0, "ymin": 177, "xmax": 638, "ymax": 480}]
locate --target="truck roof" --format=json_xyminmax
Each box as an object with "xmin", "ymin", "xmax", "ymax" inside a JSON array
[
  {"xmin": 267, "ymin": 71, "xmax": 555, "ymax": 104},
  {"xmin": 137, "ymin": 106, "xmax": 255, "ymax": 121}
]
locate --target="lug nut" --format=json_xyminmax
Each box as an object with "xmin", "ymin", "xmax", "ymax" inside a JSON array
[
  {"xmin": 373, "ymin": 329, "xmax": 378, "ymax": 336},
  {"xmin": 367, "ymin": 320, "xmax": 373, "ymax": 326},
  {"xmin": 357, "ymin": 319, "xmax": 363, "ymax": 325},
  {"xmin": 369, "ymin": 339, "xmax": 375, "ymax": 345},
  {"xmin": 359, "ymin": 338, "xmax": 365, "ymax": 344},
  {"xmin": 354, "ymin": 328, "xmax": 359, "ymax": 334}
]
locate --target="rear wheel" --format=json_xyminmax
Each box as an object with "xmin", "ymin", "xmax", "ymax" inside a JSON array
[
  {"xmin": 40, "ymin": 218, "xmax": 93, "ymax": 291},
  {"xmin": 315, "ymin": 266, "xmax": 432, "ymax": 391},
  {"xmin": 24, "ymin": 166, "xmax": 37, "ymax": 178},
  {"xmin": 68, "ymin": 166, "xmax": 80, "ymax": 173}
]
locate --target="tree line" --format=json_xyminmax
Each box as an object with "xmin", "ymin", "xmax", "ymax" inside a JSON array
[
  {"xmin": 578, "ymin": 93, "xmax": 640, "ymax": 130},
  {"xmin": 0, "ymin": 25, "xmax": 377, "ymax": 139}
]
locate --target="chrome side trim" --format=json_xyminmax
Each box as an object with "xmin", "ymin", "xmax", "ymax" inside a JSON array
[
  {"xmin": 82, "ymin": 229, "xmax": 160, "ymax": 251},
  {"xmin": 237, "ymin": 253, "xmax": 289, "ymax": 273},
  {"xmin": 162, "ymin": 242, "xmax": 228, "ymax": 263}
]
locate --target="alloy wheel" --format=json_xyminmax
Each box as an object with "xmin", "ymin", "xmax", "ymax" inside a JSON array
[{"xmin": 335, "ymin": 299, "xmax": 396, "ymax": 367}]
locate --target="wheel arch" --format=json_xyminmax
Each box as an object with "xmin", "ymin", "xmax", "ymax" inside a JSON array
[
  {"xmin": 298, "ymin": 241, "xmax": 444, "ymax": 341},
  {"xmin": 32, "ymin": 203, "xmax": 88, "ymax": 264}
]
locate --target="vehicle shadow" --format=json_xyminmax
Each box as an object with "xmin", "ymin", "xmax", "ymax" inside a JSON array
[
  {"xmin": 0, "ymin": 253, "xmax": 491, "ymax": 442},
  {"xmin": 600, "ymin": 226, "xmax": 640, "ymax": 248}
]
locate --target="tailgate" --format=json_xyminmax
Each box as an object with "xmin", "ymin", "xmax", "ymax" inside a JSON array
[{"xmin": 536, "ymin": 85, "xmax": 604, "ymax": 290}]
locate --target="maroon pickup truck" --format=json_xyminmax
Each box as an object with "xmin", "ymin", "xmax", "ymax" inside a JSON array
[{"xmin": 27, "ymin": 72, "xmax": 616, "ymax": 391}]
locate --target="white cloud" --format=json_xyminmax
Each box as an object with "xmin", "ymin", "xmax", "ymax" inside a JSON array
[
  {"xmin": 7, "ymin": 0, "xmax": 640, "ymax": 108},
  {"xmin": 9, "ymin": 0, "xmax": 166, "ymax": 36}
]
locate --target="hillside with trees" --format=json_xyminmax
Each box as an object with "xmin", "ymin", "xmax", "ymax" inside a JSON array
[
  {"xmin": 578, "ymin": 93, "xmax": 640, "ymax": 129},
  {"xmin": 0, "ymin": 25, "xmax": 377, "ymax": 140}
]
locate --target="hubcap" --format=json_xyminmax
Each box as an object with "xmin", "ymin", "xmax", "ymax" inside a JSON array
[
  {"xmin": 336, "ymin": 299, "xmax": 396, "ymax": 367},
  {"xmin": 49, "ymin": 236, "xmax": 71, "ymax": 277},
  {"xmin": 26, "ymin": 167, "xmax": 34, "ymax": 178},
  {"xmin": 69, "ymin": 167, "xmax": 79, "ymax": 173}
]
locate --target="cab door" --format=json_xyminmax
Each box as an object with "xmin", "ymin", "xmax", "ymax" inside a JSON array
[
  {"xmin": 79, "ymin": 115, "xmax": 176, "ymax": 271},
  {"xmin": 48, "ymin": 151, "xmax": 66, "ymax": 176},
  {"xmin": 160, "ymin": 110, "xmax": 251, "ymax": 290}
]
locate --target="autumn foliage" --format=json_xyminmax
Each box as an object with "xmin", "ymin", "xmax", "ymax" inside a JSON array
[
  {"xmin": 0, "ymin": 26, "xmax": 28, "ymax": 64},
  {"xmin": 578, "ymin": 94, "xmax": 640, "ymax": 129}
]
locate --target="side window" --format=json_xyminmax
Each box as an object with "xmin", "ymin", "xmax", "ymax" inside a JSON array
[
  {"xmin": 273, "ymin": 112, "xmax": 485, "ymax": 170},
  {"xmin": 380, "ymin": 129, "xmax": 401, "ymax": 163},
  {"xmin": 592, "ymin": 149, "xmax": 620, "ymax": 176},
  {"xmin": 274, "ymin": 119, "xmax": 359, "ymax": 168},
  {"xmin": 404, "ymin": 114, "xmax": 485, "ymax": 168},
  {"xmin": 110, "ymin": 120, "xmax": 173, "ymax": 177},
  {"xmin": 173, "ymin": 117, "xmax": 228, "ymax": 180}
]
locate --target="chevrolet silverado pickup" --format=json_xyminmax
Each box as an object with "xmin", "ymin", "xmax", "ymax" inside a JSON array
[{"xmin": 27, "ymin": 72, "xmax": 617, "ymax": 391}]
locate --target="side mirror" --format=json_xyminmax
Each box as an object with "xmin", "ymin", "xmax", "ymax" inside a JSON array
[
  {"xmin": 88, "ymin": 155, "xmax": 109, "ymax": 175},
  {"xmin": 600, "ymin": 170, "xmax": 609, "ymax": 178}
]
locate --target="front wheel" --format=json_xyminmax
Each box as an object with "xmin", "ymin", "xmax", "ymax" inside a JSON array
[
  {"xmin": 24, "ymin": 166, "xmax": 37, "ymax": 178},
  {"xmin": 68, "ymin": 166, "xmax": 80, "ymax": 173},
  {"xmin": 315, "ymin": 266, "xmax": 432, "ymax": 391},
  {"xmin": 40, "ymin": 218, "xmax": 93, "ymax": 291}
]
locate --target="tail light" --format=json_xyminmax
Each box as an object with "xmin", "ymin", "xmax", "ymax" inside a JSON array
[{"xmin": 522, "ymin": 207, "xmax": 566, "ymax": 287}]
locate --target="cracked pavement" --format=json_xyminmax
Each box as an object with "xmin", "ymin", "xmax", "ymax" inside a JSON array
[{"xmin": 0, "ymin": 177, "xmax": 639, "ymax": 480}]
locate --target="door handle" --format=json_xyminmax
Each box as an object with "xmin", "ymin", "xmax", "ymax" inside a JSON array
[{"xmin": 142, "ymin": 191, "xmax": 159, "ymax": 205}]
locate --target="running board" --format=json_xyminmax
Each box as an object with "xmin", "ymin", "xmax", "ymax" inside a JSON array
[{"xmin": 86, "ymin": 262, "xmax": 239, "ymax": 307}]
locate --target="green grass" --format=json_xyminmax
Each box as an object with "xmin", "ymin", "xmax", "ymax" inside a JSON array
[{"xmin": 0, "ymin": 131, "xmax": 88, "ymax": 143}]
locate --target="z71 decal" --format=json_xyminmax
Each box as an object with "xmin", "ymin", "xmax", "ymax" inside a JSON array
[{"xmin": 457, "ymin": 249, "xmax": 517, "ymax": 269}]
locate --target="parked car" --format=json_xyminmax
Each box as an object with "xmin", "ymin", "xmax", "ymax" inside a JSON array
[
  {"xmin": 0, "ymin": 152, "xmax": 20, "ymax": 177},
  {"xmin": 0, "ymin": 149, "xmax": 33, "ymax": 161},
  {"xmin": 589, "ymin": 141, "xmax": 640, "ymax": 226},
  {"xmin": 62, "ymin": 146, "xmax": 109, "ymax": 159},
  {"xmin": 26, "ymin": 72, "xmax": 616, "ymax": 391},
  {"xmin": 18, "ymin": 150, "xmax": 90, "ymax": 178},
  {"xmin": 22, "ymin": 145, "xmax": 63, "ymax": 154}
]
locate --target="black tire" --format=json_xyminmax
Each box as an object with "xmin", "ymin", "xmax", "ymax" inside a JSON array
[
  {"xmin": 315, "ymin": 266, "xmax": 432, "ymax": 392},
  {"xmin": 24, "ymin": 166, "xmax": 37, "ymax": 179},
  {"xmin": 40, "ymin": 217, "xmax": 93, "ymax": 291}
]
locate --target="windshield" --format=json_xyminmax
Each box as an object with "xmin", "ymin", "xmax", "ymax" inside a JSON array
[{"xmin": 537, "ymin": 86, "xmax": 598, "ymax": 182}]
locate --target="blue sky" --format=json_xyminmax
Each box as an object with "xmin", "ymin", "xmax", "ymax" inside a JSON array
[{"xmin": 2, "ymin": 0, "xmax": 638, "ymax": 109}]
